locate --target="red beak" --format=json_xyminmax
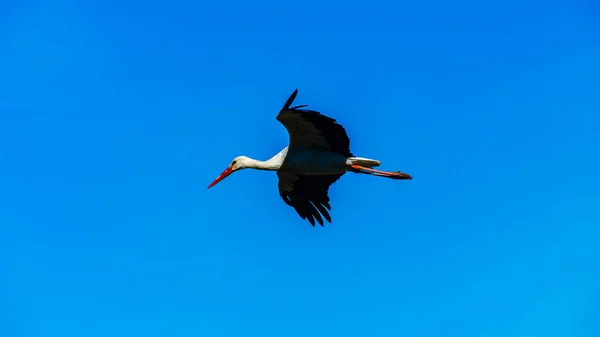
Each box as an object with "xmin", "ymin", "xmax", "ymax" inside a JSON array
[{"xmin": 207, "ymin": 167, "xmax": 234, "ymax": 189}]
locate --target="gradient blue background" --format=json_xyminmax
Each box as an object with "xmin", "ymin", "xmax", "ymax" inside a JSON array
[{"xmin": 1, "ymin": 0, "xmax": 599, "ymax": 336}]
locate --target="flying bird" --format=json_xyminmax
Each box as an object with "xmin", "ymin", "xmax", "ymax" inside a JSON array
[{"xmin": 207, "ymin": 89, "xmax": 412, "ymax": 226}]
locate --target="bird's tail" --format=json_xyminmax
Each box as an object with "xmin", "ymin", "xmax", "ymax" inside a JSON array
[
  {"xmin": 347, "ymin": 156, "xmax": 381, "ymax": 167},
  {"xmin": 347, "ymin": 157, "xmax": 412, "ymax": 180}
]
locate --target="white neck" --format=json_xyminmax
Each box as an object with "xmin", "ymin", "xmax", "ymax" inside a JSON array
[
  {"xmin": 245, "ymin": 157, "xmax": 280, "ymax": 171},
  {"xmin": 240, "ymin": 147, "xmax": 287, "ymax": 171}
]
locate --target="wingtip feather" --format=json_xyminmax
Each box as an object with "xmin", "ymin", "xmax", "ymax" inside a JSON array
[{"xmin": 282, "ymin": 88, "xmax": 299, "ymax": 111}]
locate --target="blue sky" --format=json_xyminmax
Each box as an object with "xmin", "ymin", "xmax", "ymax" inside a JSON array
[{"xmin": 1, "ymin": 0, "xmax": 599, "ymax": 336}]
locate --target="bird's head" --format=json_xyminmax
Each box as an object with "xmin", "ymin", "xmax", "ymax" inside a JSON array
[{"xmin": 207, "ymin": 156, "xmax": 250, "ymax": 189}]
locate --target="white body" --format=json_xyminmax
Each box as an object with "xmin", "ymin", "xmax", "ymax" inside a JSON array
[{"xmin": 232, "ymin": 146, "xmax": 381, "ymax": 175}]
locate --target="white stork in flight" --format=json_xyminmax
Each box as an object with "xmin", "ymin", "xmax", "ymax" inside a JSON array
[{"xmin": 208, "ymin": 89, "xmax": 412, "ymax": 226}]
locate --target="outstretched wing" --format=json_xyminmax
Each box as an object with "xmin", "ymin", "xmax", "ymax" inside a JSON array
[
  {"xmin": 277, "ymin": 171, "xmax": 344, "ymax": 226},
  {"xmin": 276, "ymin": 89, "xmax": 353, "ymax": 157}
]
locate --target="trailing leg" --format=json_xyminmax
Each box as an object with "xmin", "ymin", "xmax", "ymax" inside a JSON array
[{"xmin": 349, "ymin": 164, "xmax": 412, "ymax": 180}]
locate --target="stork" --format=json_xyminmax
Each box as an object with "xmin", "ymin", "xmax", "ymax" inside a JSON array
[{"xmin": 207, "ymin": 89, "xmax": 412, "ymax": 226}]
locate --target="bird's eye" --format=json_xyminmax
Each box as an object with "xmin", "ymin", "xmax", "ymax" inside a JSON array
[{"xmin": 232, "ymin": 160, "xmax": 237, "ymax": 166}]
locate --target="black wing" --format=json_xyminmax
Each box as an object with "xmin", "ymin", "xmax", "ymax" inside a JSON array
[
  {"xmin": 276, "ymin": 89, "xmax": 353, "ymax": 157},
  {"xmin": 277, "ymin": 171, "xmax": 344, "ymax": 226}
]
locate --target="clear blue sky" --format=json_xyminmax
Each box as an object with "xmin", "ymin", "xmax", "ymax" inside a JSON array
[{"xmin": 1, "ymin": 0, "xmax": 599, "ymax": 336}]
